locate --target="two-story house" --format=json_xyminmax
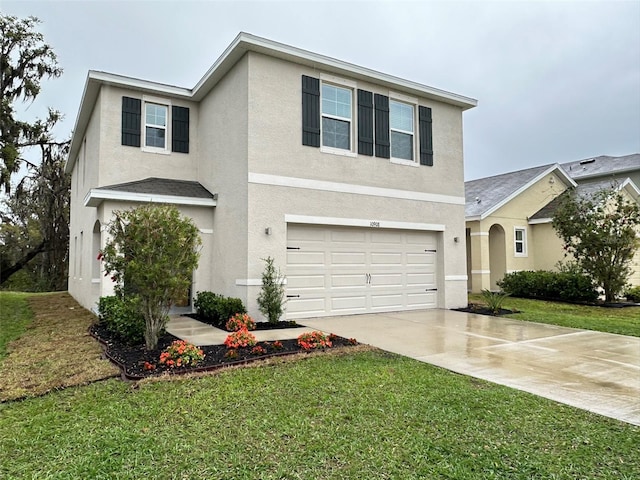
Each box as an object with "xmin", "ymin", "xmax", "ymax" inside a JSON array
[{"xmin": 66, "ymin": 33, "xmax": 477, "ymax": 320}]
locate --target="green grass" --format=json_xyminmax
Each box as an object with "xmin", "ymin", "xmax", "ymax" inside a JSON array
[
  {"xmin": 470, "ymin": 294, "xmax": 640, "ymax": 337},
  {"xmin": 1, "ymin": 351, "xmax": 638, "ymax": 479},
  {"xmin": 1, "ymin": 292, "xmax": 638, "ymax": 478},
  {"xmin": 0, "ymin": 292, "xmax": 32, "ymax": 359}
]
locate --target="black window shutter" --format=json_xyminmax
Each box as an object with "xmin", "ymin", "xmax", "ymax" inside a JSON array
[
  {"xmin": 172, "ymin": 106, "xmax": 189, "ymax": 153},
  {"xmin": 301, "ymin": 75, "xmax": 320, "ymax": 147},
  {"xmin": 419, "ymin": 106, "xmax": 433, "ymax": 166},
  {"xmin": 122, "ymin": 96, "xmax": 141, "ymax": 147},
  {"xmin": 357, "ymin": 89, "xmax": 374, "ymax": 156},
  {"xmin": 374, "ymin": 94, "xmax": 390, "ymax": 159}
]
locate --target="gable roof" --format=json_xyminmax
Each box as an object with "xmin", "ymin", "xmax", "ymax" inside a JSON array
[
  {"xmin": 465, "ymin": 164, "xmax": 576, "ymax": 220},
  {"xmin": 66, "ymin": 32, "xmax": 477, "ymax": 173},
  {"xmin": 560, "ymin": 153, "xmax": 640, "ymax": 180},
  {"xmin": 528, "ymin": 177, "xmax": 640, "ymax": 224},
  {"xmin": 84, "ymin": 178, "xmax": 216, "ymax": 207}
]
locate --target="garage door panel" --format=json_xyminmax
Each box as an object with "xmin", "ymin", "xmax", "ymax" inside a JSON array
[
  {"xmin": 370, "ymin": 252, "xmax": 403, "ymax": 266},
  {"xmin": 287, "ymin": 224, "xmax": 438, "ymax": 318},
  {"xmin": 287, "ymin": 274, "xmax": 325, "ymax": 289},
  {"xmin": 287, "ymin": 250, "xmax": 326, "ymax": 266},
  {"xmin": 331, "ymin": 295, "xmax": 367, "ymax": 311},
  {"xmin": 331, "ymin": 252, "xmax": 366, "ymax": 265},
  {"xmin": 406, "ymin": 252, "xmax": 435, "ymax": 266},
  {"xmin": 331, "ymin": 274, "xmax": 366, "ymax": 288}
]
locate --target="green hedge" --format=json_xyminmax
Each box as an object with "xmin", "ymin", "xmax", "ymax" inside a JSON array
[
  {"xmin": 193, "ymin": 291, "xmax": 246, "ymax": 328},
  {"xmin": 98, "ymin": 295, "xmax": 145, "ymax": 345},
  {"xmin": 624, "ymin": 286, "xmax": 640, "ymax": 303},
  {"xmin": 497, "ymin": 270, "xmax": 598, "ymax": 303}
]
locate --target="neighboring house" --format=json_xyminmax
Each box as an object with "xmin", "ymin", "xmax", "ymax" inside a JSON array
[
  {"xmin": 465, "ymin": 154, "xmax": 640, "ymax": 292},
  {"xmin": 66, "ymin": 32, "xmax": 477, "ymax": 320}
]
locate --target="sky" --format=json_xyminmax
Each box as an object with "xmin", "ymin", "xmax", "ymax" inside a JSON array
[{"xmin": 3, "ymin": 0, "xmax": 640, "ymax": 180}]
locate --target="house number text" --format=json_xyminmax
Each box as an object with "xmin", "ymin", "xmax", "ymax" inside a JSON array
[{"xmin": 369, "ymin": 221, "xmax": 380, "ymax": 228}]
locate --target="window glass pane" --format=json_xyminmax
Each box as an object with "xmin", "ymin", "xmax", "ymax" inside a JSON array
[
  {"xmin": 146, "ymin": 104, "xmax": 167, "ymax": 127},
  {"xmin": 146, "ymin": 126, "xmax": 165, "ymax": 148},
  {"xmin": 391, "ymin": 131, "xmax": 413, "ymax": 160},
  {"xmin": 515, "ymin": 230, "xmax": 523, "ymax": 241},
  {"xmin": 322, "ymin": 84, "xmax": 351, "ymax": 120},
  {"xmin": 322, "ymin": 117, "xmax": 350, "ymax": 150},
  {"xmin": 515, "ymin": 242, "xmax": 523, "ymax": 253},
  {"xmin": 390, "ymin": 101, "xmax": 413, "ymax": 132}
]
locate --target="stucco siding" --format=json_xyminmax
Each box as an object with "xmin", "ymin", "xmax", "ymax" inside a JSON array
[
  {"xmin": 246, "ymin": 52, "xmax": 464, "ymax": 198},
  {"xmin": 197, "ymin": 54, "xmax": 250, "ymax": 304},
  {"xmin": 97, "ymin": 85, "xmax": 199, "ymax": 187}
]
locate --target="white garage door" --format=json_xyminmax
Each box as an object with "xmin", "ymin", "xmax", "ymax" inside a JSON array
[{"xmin": 286, "ymin": 224, "xmax": 438, "ymax": 319}]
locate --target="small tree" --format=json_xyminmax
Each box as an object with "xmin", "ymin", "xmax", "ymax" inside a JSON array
[
  {"xmin": 552, "ymin": 186, "xmax": 640, "ymax": 302},
  {"xmin": 100, "ymin": 205, "xmax": 201, "ymax": 349},
  {"xmin": 257, "ymin": 256, "xmax": 286, "ymax": 324}
]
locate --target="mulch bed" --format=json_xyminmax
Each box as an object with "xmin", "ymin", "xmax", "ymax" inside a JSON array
[
  {"xmin": 90, "ymin": 324, "xmax": 357, "ymax": 381},
  {"xmin": 454, "ymin": 303, "xmax": 518, "ymax": 316},
  {"xmin": 184, "ymin": 314, "xmax": 303, "ymax": 331}
]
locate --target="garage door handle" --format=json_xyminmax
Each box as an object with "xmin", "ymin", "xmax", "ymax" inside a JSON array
[
  {"xmin": 424, "ymin": 249, "xmax": 437, "ymax": 253},
  {"xmin": 425, "ymin": 288, "xmax": 437, "ymax": 292},
  {"xmin": 287, "ymin": 247, "xmax": 300, "ymax": 250},
  {"xmin": 286, "ymin": 294, "xmax": 300, "ymax": 298}
]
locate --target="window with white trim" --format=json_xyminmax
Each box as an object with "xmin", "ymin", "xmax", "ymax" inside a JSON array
[
  {"xmin": 514, "ymin": 227, "xmax": 527, "ymax": 256},
  {"xmin": 390, "ymin": 99, "xmax": 415, "ymax": 161},
  {"xmin": 144, "ymin": 103, "xmax": 168, "ymax": 150},
  {"xmin": 321, "ymin": 83, "xmax": 352, "ymax": 151}
]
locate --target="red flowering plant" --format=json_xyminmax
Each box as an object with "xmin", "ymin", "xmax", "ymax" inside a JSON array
[
  {"xmin": 297, "ymin": 331, "xmax": 332, "ymax": 350},
  {"xmin": 224, "ymin": 328, "xmax": 257, "ymax": 349},
  {"xmin": 271, "ymin": 340, "xmax": 284, "ymax": 351},
  {"xmin": 225, "ymin": 313, "xmax": 256, "ymax": 332},
  {"xmin": 251, "ymin": 345, "xmax": 267, "ymax": 356},
  {"xmin": 159, "ymin": 340, "xmax": 205, "ymax": 368}
]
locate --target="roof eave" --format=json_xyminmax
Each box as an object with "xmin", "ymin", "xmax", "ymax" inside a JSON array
[{"xmin": 84, "ymin": 188, "xmax": 217, "ymax": 208}]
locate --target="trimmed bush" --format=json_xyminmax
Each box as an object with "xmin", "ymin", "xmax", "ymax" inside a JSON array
[
  {"xmin": 624, "ymin": 286, "xmax": 640, "ymax": 303},
  {"xmin": 497, "ymin": 270, "xmax": 598, "ymax": 303},
  {"xmin": 98, "ymin": 295, "xmax": 145, "ymax": 345},
  {"xmin": 194, "ymin": 291, "xmax": 246, "ymax": 328}
]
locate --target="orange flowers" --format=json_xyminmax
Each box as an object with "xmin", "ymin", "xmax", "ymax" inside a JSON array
[
  {"xmin": 159, "ymin": 340, "xmax": 205, "ymax": 368},
  {"xmin": 224, "ymin": 328, "xmax": 257, "ymax": 349},
  {"xmin": 297, "ymin": 331, "xmax": 332, "ymax": 350}
]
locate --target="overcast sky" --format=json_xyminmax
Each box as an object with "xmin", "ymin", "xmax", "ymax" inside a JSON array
[{"xmin": 4, "ymin": 0, "xmax": 639, "ymax": 180}]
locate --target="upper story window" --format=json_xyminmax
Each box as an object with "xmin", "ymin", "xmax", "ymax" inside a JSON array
[
  {"xmin": 301, "ymin": 75, "xmax": 433, "ymax": 165},
  {"xmin": 321, "ymin": 83, "xmax": 352, "ymax": 151},
  {"xmin": 514, "ymin": 227, "xmax": 527, "ymax": 256},
  {"xmin": 145, "ymin": 103, "xmax": 168, "ymax": 149},
  {"xmin": 390, "ymin": 100, "xmax": 414, "ymax": 161},
  {"xmin": 121, "ymin": 96, "xmax": 189, "ymax": 154}
]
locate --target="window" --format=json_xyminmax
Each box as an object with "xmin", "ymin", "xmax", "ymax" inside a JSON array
[
  {"xmin": 514, "ymin": 227, "xmax": 527, "ymax": 256},
  {"xmin": 390, "ymin": 100, "xmax": 414, "ymax": 161},
  {"xmin": 321, "ymin": 83, "xmax": 352, "ymax": 150},
  {"xmin": 121, "ymin": 96, "xmax": 189, "ymax": 153},
  {"xmin": 145, "ymin": 103, "xmax": 168, "ymax": 149}
]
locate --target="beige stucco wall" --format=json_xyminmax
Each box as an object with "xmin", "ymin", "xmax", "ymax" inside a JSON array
[
  {"xmin": 466, "ymin": 170, "xmax": 570, "ymax": 292},
  {"xmin": 244, "ymin": 52, "xmax": 468, "ymax": 317}
]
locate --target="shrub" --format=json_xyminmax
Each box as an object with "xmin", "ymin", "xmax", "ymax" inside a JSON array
[
  {"xmin": 497, "ymin": 270, "xmax": 598, "ymax": 303},
  {"xmin": 257, "ymin": 256, "xmax": 286, "ymax": 324},
  {"xmin": 224, "ymin": 328, "xmax": 257, "ymax": 349},
  {"xmin": 480, "ymin": 290, "xmax": 510, "ymax": 314},
  {"xmin": 251, "ymin": 345, "xmax": 267, "ymax": 355},
  {"xmin": 194, "ymin": 291, "xmax": 246, "ymax": 328},
  {"xmin": 97, "ymin": 295, "xmax": 145, "ymax": 345},
  {"xmin": 159, "ymin": 340, "xmax": 205, "ymax": 368},
  {"xmin": 624, "ymin": 286, "xmax": 640, "ymax": 303},
  {"xmin": 297, "ymin": 331, "xmax": 332, "ymax": 350},
  {"xmin": 225, "ymin": 313, "xmax": 256, "ymax": 332}
]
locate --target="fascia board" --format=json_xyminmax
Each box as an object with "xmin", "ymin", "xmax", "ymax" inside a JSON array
[
  {"xmin": 84, "ymin": 189, "xmax": 217, "ymax": 208},
  {"xmin": 478, "ymin": 164, "xmax": 576, "ymax": 220},
  {"xmin": 192, "ymin": 32, "xmax": 478, "ymax": 110},
  {"xmin": 528, "ymin": 217, "xmax": 552, "ymax": 225}
]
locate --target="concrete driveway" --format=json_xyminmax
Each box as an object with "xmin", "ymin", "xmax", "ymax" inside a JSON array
[{"xmin": 301, "ymin": 309, "xmax": 640, "ymax": 426}]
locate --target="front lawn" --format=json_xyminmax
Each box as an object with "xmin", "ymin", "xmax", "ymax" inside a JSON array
[
  {"xmin": 0, "ymin": 291, "xmax": 32, "ymax": 359},
  {"xmin": 469, "ymin": 294, "xmax": 640, "ymax": 337},
  {"xmin": 1, "ymin": 292, "xmax": 638, "ymax": 478}
]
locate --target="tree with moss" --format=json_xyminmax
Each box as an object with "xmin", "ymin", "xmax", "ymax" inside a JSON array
[
  {"xmin": 552, "ymin": 186, "xmax": 640, "ymax": 302},
  {"xmin": 257, "ymin": 256, "xmax": 286, "ymax": 324},
  {"xmin": 100, "ymin": 205, "xmax": 201, "ymax": 349}
]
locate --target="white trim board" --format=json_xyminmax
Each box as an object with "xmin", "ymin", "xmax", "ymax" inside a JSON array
[
  {"xmin": 285, "ymin": 214, "xmax": 445, "ymax": 232},
  {"xmin": 249, "ymin": 173, "xmax": 465, "ymax": 206},
  {"xmin": 84, "ymin": 189, "xmax": 217, "ymax": 208}
]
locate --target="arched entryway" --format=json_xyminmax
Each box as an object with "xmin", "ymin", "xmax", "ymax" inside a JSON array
[{"xmin": 489, "ymin": 224, "xmax": 506, "ymax": 290}]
